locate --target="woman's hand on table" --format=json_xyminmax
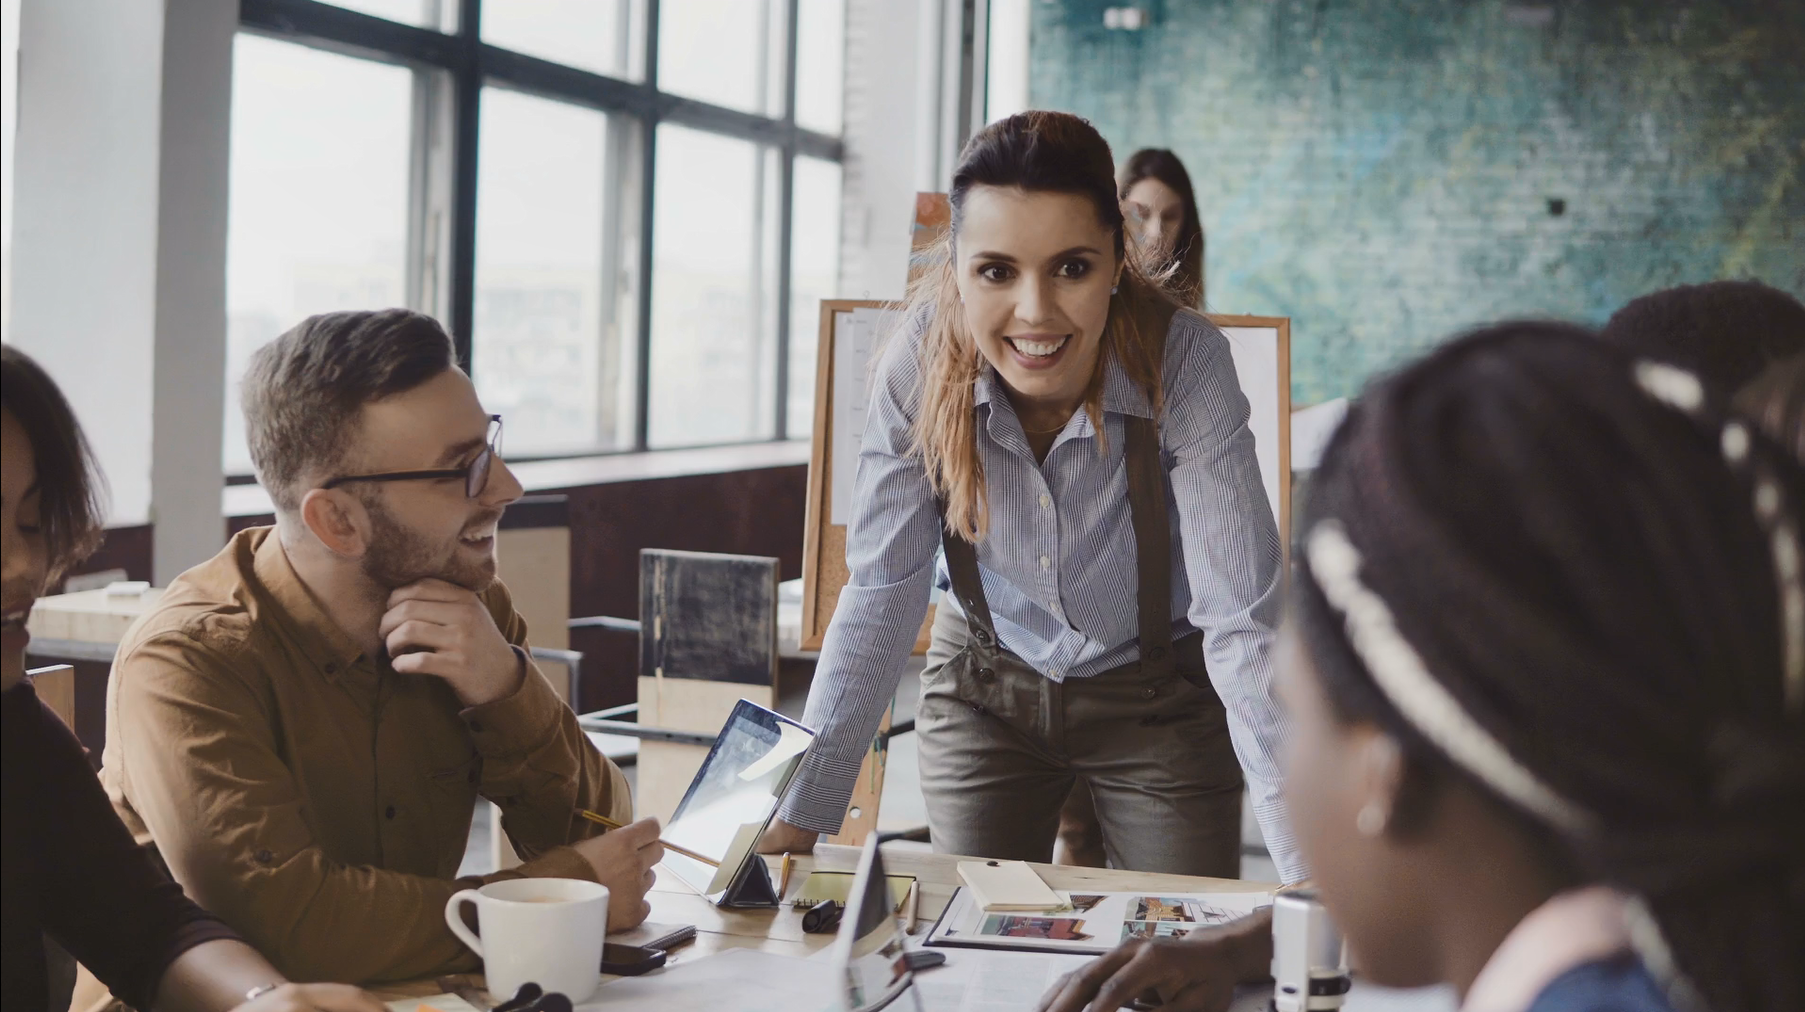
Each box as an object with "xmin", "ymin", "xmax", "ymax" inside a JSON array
[
  {"xmin": 570, "ymin": 817, "xmax": 664, "ymax": 931},
  {"xmin": 234, "ymin": 983, "xmax": 388, "ymax": 1012},
  {"xmin": 1036, "ymin": 907, "xmax": 1273, "ymax": 1012},
  {"xmin": 755, "ymin": 817, "xmax": 820, "ymax": 855}
]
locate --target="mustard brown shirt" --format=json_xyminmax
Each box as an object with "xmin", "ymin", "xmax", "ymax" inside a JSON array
[{"xmin": 99, "ymin": 526, "xmax": 631, "ymax": 984}]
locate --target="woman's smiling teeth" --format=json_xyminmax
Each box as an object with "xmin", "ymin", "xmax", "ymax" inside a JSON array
[{"xmin": 1007, "ymin": 335, "xmax": 1068, "ymax": 358}]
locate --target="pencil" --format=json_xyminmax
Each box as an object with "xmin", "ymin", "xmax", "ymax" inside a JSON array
[
  {"xmin": 905, "ymin": 879, "xmax": 920, "ymax": 935},
  {"xmin": 778, "ymin": 852, "xmax": 794, "ymax": 900},
  {"xmin": 577, "ymin": 809, "xmax": 721, "ymax": 867}
]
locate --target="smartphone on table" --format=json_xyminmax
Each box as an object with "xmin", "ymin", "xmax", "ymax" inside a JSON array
[{"xmin": 601, "ymin": 924, "xmax": 697, "ymax": 976}]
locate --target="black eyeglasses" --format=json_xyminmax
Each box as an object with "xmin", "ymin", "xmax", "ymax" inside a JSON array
[{"xmin": 321, "ymin": 415, "xmax": 502, "ymax": 499}]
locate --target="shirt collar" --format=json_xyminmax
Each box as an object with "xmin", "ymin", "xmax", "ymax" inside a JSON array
[
  {"xmin": 971, "ymin": 351, "xmax": 1155, "ymax": 419},
  {"xmin": 1461, "ymin": 887, "xmax": 1635, "ymax": 1012},
  {"xmin": 249, "ymin": 527, "xmax": 367, "ymax": 680}
]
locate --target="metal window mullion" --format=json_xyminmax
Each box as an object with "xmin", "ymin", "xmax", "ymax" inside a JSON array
[
  {"xmin": 447, "ymin": 0, "xmax": 483, "ymax": 372},
  {"xmin": 773, "ymin": 0, "xmax": 802, "ymax": 441},
  {"xmin": 632, "ymin": 0, "xmax": 662, "ymax": 451}
]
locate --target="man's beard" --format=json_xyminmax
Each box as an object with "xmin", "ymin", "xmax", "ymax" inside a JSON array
[{"xmin": 360, "ymin": 497, "xmax": 499, "ymax": 592}]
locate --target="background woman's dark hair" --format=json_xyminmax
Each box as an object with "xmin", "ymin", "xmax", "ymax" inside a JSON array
[
  {"xmin": 1, "ymin": 345, "xmax": 107, "ymax": 579},
  {"xmin": 1598, "ymin": 280, "xmax": 1805, "ymax": 397},
  {"xmin": 1119, "ymin": 148, "xmax": 1204, "ymax": 308},
  {"xmin": 1293, "ymin": 322, "xmax": 1803, "ymax": 1012}
]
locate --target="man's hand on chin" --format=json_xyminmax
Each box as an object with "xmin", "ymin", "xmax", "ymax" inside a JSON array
[{"xmin": 380, "ymin": 578, "xmax": 522, "ymax": 706}]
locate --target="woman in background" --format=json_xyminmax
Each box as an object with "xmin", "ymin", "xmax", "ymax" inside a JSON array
[
  {"xmin": 1053, "ymin": 147, "xmax": 1213, "ymax": 868},
  {"xmin": 2, "ymin": 345, "xmax": 386, "ymax": 1012},
  {"xmin": 1042, "ymin": 324, "xmax": 1802, "ymax": 1011},
  {"xmin": 1120, "ymin": 148, "xmax": 1206, "ymax": 308}
]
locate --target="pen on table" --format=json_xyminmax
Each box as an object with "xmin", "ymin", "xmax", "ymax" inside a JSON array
[
  {"xmin": 778, "ymin": 852, "xmax": 793, "ymax": 901},
  {"xmin": 905, "ymin": 879, "xmax": 920, "ymax": 935},
  {"xmin": 577, "ymin": 809, "xmax": 721, "ymax": 867}
]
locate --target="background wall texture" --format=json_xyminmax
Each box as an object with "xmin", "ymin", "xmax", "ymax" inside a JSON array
[{"xmin": 1031, "ymin": 0, "xmax": 1804, "ymax": 405}]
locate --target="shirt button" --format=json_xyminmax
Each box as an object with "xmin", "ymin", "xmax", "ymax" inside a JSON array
[
  {"xmin": 1039, "ymin": 555, "xmax": 1050, "ymax": 570},
  {"xmin": 1039, "ymin": 494, "xmax": 1051, "ymax": 509},
  {"xmin": 385, "ymin": 805, "xmax": 398, "ymax": 820},
  {"xmin": 1141, "ymin": 687, "xmax": 1157, "ymax": 699},
  {"xmin": 1049, "ymin": 669, "xmax": 1061, "ymax": 679}
]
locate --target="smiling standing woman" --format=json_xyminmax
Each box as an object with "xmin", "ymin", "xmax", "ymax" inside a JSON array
[{"xmin": 759, "ymin": 112, "xmax": 1299, "ymax": 880}]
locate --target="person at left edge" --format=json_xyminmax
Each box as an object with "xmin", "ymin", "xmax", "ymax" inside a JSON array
[
  {"xmin": 3, "ymin": 344, "xmax": 388, "ymax": 1012},
  {"xmin": 100, "ymin": 311, "xmax": 662, "ymax": 985}
]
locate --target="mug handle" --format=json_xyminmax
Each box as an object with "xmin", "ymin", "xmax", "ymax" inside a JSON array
[{"xmin": 444, "ymin": 889, "xmax": 485, "ymax": 959}]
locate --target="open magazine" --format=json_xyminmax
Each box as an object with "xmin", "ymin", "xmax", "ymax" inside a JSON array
[{"xmin": 924, "ymin": 888, "xmax": 1274, "ymax": 958}]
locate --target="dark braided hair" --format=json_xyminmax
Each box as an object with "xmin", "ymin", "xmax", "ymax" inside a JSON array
[{"xmin": 1293, "ymin": 321, "xmax": 1804, "ymax": 1012}]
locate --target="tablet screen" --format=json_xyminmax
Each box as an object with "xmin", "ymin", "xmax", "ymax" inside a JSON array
[{"xmin": 661, "ymin": 700, "xmax": 814, "ymax": 900}]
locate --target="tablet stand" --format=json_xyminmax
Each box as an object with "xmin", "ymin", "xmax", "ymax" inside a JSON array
[{"xmin": 718, "ymin": 852, "xmax": 781, "ymax": 908}]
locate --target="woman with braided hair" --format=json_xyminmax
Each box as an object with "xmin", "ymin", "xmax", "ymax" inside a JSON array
[{"xmin": 1042, "ymin": 322, "xmax": 1802, "ymax": 1012}]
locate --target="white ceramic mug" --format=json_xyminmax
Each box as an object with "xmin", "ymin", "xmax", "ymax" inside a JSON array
[{"xmin": 444, "ymin": 878, "xmax": 609, "ymax": 1003}]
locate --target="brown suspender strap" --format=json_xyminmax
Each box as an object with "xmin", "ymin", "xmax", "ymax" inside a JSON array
[
  {"xmin": 1123, "ymin": 412, "xmax": 1175, "ymax": 669},
  {"xmin": 938, "ymin": 300, "xmax": 1180, "ymax": 670}
]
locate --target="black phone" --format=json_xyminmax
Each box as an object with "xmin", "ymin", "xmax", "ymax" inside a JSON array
[{"xmin": 600, "ymin": 942, "xmax": 666, "ymax": 976}]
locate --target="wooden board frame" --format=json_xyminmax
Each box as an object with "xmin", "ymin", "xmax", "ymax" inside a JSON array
[
  {"xmin": 799, "ymin": 298, "xmax": 928, "ymax": 654},
  {"xmin": 1206, "ymin": 313, "xmax": 1293, "ymax": 561}
]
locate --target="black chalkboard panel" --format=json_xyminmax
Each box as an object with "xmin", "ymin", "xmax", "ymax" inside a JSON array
[{"xmin": 639, "ymin": 549, "xmax": 779, "ymax": 688}]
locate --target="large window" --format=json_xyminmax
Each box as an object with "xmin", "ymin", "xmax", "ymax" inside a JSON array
[
  {"xmin": 224, "ymin": 34, "xmax": 413, "ymax": 473},
  {"xmin": 228, "ymin": 0, "xmax": 844, "ymax": 468}
]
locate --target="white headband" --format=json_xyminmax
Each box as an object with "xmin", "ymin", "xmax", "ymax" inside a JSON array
[
  {"xmin": 1634, "ymin": 360, "xmax": 1805, "ymax": 714},
  {"xmin": 1304, "ymin": 521, "xmax": 1597, "ymax": 834}
]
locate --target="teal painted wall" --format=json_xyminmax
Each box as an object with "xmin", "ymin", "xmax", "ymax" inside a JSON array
[{"xmin": 1030, "ymin": 1, "xmax": 1805, "ymax": 405}]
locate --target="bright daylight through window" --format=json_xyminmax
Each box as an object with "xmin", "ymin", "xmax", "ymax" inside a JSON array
[{"xmin": 222, "ymin": 0, "xmax": 844, "ymax": 470}]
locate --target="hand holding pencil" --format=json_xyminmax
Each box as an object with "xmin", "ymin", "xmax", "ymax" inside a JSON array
[
  {"xmin": 579, "ymin": 809, "xmax": 720, "ymax": 867},
  {"xmin": 568, "ymin": 816, "xmax": 665, "ymax": 931}
]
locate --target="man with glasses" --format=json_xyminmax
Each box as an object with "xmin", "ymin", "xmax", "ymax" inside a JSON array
[{"xmin": 99, "ymin": 310, "xmax": 663, "ymax": 985}]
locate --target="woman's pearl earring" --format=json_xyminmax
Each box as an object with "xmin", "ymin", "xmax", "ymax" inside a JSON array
[
  {"xmin": 1111, "ymin": 285, "xmax": 1119, "ymax": 295},
  {"xmin": 1355, "ymin": 803, "xmax": 1388, "ymax": 837}
]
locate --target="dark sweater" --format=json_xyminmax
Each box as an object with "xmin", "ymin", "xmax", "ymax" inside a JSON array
[{"xmin": 3, "ymin": 681, "xmax": 239, "ymax": 1012}]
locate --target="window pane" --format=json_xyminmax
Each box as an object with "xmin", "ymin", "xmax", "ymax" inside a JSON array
[
  {"xmin": 476, "ymin": 88, "xmax": 637, "ymax": 456},
  {"xmin": 483, "ymin": 0, "xmax": 643, "ymax": 81},
  {"xmin": 794, "ymin": 0, "xmax": 844, "ymax": 134},
  {"xmin": 322, "ymin": 0, "xmax": 454, "ymax": 31},
  {"xmin": 649, "ymin": 126, "xmax": 780, "ymax": 447},
  {"xmin": 657, "ymin": 0, "xmax": 783, "ymax": 116},
  {"xmin": 224, "ymin": 35, "xmax": 412, "ymax": 474},
  {"xmin": 788, "ymin": 158, "xmax": 842, "ymax": 437}
]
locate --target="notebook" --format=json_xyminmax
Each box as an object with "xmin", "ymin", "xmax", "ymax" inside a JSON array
[{"xmin": 956, "ymin": 860, "xmax": 1067, "ymax": 912}]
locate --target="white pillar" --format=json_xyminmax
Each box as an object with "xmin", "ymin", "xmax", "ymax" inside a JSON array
[{"xmin": 10, "ymin": 0, "xmax": 235, "ymax": 584}]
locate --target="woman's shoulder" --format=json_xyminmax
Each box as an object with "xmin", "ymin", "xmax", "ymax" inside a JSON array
[
  {"xmin": 1524, "ymin": 955, "xmax": 1676, "ymax": 1012},
  {"xmin": 1157, "ymin": 306, "xmax": 1236, "ymax": 399}
]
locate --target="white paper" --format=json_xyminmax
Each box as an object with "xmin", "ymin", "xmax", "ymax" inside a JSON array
[
  {"xmin": 1222, "ymin": 326, "xmax": 1283, "ymax": 531},
  {"xmin": 910, "ymin": 949, "xmax": 1093, "ymax": 1012},
  {"xmin": 830, "ymin": 308, "xmax": 901, "ymax": 526},
  {"xmin": 385, "ymin": 995, "xmax": 484, "ymax": 1012},
  {"xmin": 1291, "ymin": 397, "xmax": 1349, "ymax": 471},
  {"xmin": 738, "ymin": 722, "xmax": 814, "ymax": 781},
  {"xmin": 587, "ymin": 948, "xmax": 837, "ymax": 1011}
]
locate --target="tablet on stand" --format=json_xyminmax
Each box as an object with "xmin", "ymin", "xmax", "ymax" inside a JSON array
[{"xmin": 657, "ymin": 699, "xmax": 815, "ymax": 908}]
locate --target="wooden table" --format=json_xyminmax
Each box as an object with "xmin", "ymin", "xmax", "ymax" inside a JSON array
[{"xmin": 375, "ymin": 844, "xmax": 1276, "ymax": 1003}]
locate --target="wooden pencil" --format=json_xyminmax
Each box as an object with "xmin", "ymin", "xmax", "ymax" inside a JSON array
[{"xmin": 577, "ymin": 809, "xmax": 721, "ymax": 867}]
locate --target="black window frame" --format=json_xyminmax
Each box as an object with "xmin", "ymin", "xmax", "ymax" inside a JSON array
[{"xmin": 237, "ymin": 0, "xmax": 844, "ymax": 452}]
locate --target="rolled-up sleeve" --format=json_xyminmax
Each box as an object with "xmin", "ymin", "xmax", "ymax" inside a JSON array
[
  {"xmin": 781, "ymin": 331, "xmax": 942, "ymax": 834},
  {"xmin": 1162, "ymin": 315, "xmax": 1305, "ymax": 882}
]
